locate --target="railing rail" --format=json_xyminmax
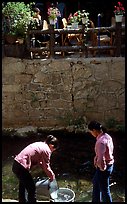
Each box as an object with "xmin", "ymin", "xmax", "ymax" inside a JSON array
[{"xmin": 26, "ymin": 23, "xmax": 125, "ymax": 59}]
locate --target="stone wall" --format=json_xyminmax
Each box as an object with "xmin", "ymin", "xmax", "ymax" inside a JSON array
[{"xmin": 2, "ymin": 57, "xmax": 125, "ymax": 129}]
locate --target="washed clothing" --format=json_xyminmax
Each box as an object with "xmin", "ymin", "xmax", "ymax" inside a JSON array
[
  {"xmin": 92, "ymin": 133, "xmax": 114, "ymax": 202},
  {"xmin": 15, "ymin": 141, "xmax": 55, "ymax": 180},
  {"xmin": 94, "ymin": 133, "xmax": 114, "ymax": 171}
]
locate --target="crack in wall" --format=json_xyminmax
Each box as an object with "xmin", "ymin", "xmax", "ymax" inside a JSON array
[{"xmin": 70, "ymin": 62, "xmax": 75, "ymax": 112}]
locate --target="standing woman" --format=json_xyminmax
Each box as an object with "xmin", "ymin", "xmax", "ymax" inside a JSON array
[
  {"xmin": 12, "ymin": 135, "xmax": 59, "ymax": 202},
  {"xmin": 88, "ymin": 121, "xmax": 114, "ymax": 202}
]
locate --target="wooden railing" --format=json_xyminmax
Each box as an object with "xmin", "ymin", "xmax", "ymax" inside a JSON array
[{"xmin": 26, "ymin": 22, "xmax": 125, "ymax": 59}]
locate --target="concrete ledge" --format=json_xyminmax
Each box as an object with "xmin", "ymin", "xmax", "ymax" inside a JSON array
[
  {"xmin": 2, "ymin": 199, "xmax": 18, "ymax": 202},
  {"xmin": 2, "ymin": 199, "xmax": 49, "ymax": 202}
]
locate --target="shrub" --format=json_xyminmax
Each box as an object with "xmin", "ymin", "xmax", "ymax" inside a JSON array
[{"xmin": 2, "ymin": 2, "xmax": 34, "ymax": 38}]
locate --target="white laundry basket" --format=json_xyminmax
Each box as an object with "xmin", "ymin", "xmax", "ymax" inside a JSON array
[{"xmin": 51, "ymin": 188, "xmax": 75, "ymax": 202}]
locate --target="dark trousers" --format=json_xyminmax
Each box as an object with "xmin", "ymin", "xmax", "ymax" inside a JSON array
[
  {"xmin": 12, "ymin": 160, "xmax": 36, "ymax": 202},
  {"xmin": 92, "ymin": 164, "xmax": 114, "ymax": 202}
]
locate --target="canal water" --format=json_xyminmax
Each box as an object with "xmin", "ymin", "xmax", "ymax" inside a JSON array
[{"xmin": 2, "ymin": 130, "xmax": 125, "ymax": 202}]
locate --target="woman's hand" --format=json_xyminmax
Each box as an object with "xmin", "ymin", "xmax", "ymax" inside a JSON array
[{"xmin": 94, "ymin": 156, "xmax": 97, "ymax": 168}]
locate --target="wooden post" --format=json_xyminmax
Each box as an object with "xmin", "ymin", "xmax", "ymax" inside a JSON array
[
  {"xmin": 49, "ymin": 25, "xmax": 55, "ymax": 58},
  {"xmin": 115, "ymin": 22, "xmax": 122, "ymax": 57},
  {"xmin": 82, "ymin": 24, "xmax": 87, "ymax": 57},
  {"xmin": 26, "ymin": 30, "xmax": 31, "ymax": 50}
]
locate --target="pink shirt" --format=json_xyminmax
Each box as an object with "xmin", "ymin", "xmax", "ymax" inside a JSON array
[
  {"xmin": 94, "ymin": 133, "xmax": 114, "ymax": 171},
  {"xmin": 15, "ymin": 141, "xmax": 55, "ymax": 180}
]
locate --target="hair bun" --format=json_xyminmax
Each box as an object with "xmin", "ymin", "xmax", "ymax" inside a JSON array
[{"xmin": 47, "ymin": 135, "xmax": 54, "ymax": 139}]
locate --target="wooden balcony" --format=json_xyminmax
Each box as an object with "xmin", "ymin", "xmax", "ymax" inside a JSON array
[{"xmin": 3, "ymin": 22, "xmax": 125, "ymax": 59}]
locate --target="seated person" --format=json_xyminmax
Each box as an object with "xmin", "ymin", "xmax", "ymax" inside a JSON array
[
  {"xmin": 32, "ymin": 7, "xmax": 42, "ymax": 28},
  {"xmin": 31, "ymin": 7, "xmax": 50, "ymax": 47}
]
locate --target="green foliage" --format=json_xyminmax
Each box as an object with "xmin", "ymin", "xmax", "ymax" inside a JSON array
[
  {"xmin": 2, "ymin": 161, "xmax": 18, "ymax": 199},
  {"xmin": 2, "ymin": 2, "xmax": 34, "ymax": 37},
  {"xmin": 105, "ymin": 117, "xmax": 118, "ymax": 128},
  {"xmin": 2, "ymin": 128, "xmax": 17, "ymax": 137},
  {"xmin": 105, "ymin": 117, "xmax": 125, "ymax": 132},
  {"xmin": 68, "ymin": 10, "xmax": 89, "ymax": 24},
  {"xmin": 63, "ymin": 112, "xmax": 85, "ymax": 129},
  {"xmin": 71, "ymin": 116, "xmax": 85, "ymax": 129},
  {"xmin": 31, "ymin": 92, "xmax": 39, "ymax": 102}
]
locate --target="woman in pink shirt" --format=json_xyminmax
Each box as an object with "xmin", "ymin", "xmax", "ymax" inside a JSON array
[
  {"xmin": 12, "ymin": 135, "xmax": 59, "ymax": 202},
  {"xmin": 88, "ymin": 120, "xmax": 114, "ymax": 202}
]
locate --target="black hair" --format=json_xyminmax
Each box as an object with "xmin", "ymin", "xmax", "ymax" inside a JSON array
[
  {"xmin": 33, "ymin": 7, "xmax": 40, "ymax": 13},
  {"xmin": 45, "ymin": 135, "xmax": 59, "ymax": 149},
  {"xmin": 88, "ymin": 120, "xmax": 107, "ymax": 133}
]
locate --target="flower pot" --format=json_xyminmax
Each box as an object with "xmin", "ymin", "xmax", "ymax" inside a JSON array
[
  {"xmin": 49, "ymin": 19, "xmax": 56, "ymax": 25},
  {"xmin": 67, "ymin": 25, "xmax": 72, "ymax": 30},
  {"xmin": 4, "ymin": 44, "xmax": 25, "ymax": 57},
  {"xmin": 71, "ymin": 22, "xmax": 79, "ymax": 29},
  {"xmin": 5, "ymin": 34, "xmax": 17, "ymax": 44},
  {"xmin": 115, "ymin": 15, "xmax": 123, "ymax": 22}
]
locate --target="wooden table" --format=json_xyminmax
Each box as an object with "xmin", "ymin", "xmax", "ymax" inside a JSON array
[{"xmin": 55, "ymin": 28, "xmax": 84, "ymax": 56}]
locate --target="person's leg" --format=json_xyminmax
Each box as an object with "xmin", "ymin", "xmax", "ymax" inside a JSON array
[
  {"xmin": 12, "ymin": 160, "xmax": 36, "ymax": 202},
  {"xmin": 12, "ymin": 160, "xmax": 27, "ymax": 202},
  {"xmin": 25, "ymin": 173, "xmax": 36, "ymax": 202},
  {"xmin": 92, "ymin": 168, "xmax": 101, "ymax": 202},
  {"xmin": 100, "ymin": 164, "xmax": 114, "ymax": 202},
  {"xmin": 18, "ymin": 175, "xmax": 36, "ymax": 202},
  {"xmin": 19, "ymin": 180, "xmax": 27, "ymax": 202}
]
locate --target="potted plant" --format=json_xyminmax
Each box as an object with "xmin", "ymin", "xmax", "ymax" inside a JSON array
[
  {"xmin": 68, "ymin": 10, "xmax": 89, "ymax": 29},
  {"xmin": 2, "ymin": 2, "xmax": 34, "ymax": 44},
  {"xmin": 47, "ymin": 6, "xmax": 61, "ymax": 26},
  {"xmin": 68, "ymin": 11, "xmax": 82, "ymax": 24},
  {"xmin": 114, "ymin": 1, "xmax": 125, "ymax": 22}
]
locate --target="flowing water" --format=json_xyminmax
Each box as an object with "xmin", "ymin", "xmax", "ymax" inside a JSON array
[{"xmin": 2, "ymin": 131, "xmax": 125, "ymax": 202}]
